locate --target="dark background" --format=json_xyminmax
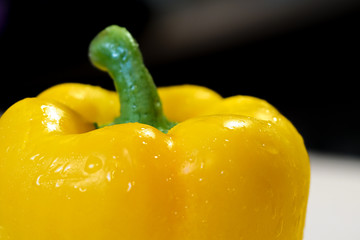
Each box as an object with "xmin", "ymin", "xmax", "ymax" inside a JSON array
[{"xmin": 0, "ymin": 0, "xmax": 359, "ymax": 156}]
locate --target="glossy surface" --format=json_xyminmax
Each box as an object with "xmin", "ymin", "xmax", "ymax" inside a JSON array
[{"xmin": 0, "ymin": 84, "xmax": 310, "ymax": 239}]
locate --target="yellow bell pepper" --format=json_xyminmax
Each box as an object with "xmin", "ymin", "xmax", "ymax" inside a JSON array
[{"xmin": 0, "ymin": 25, "xmax": 310, "ymax": 240}]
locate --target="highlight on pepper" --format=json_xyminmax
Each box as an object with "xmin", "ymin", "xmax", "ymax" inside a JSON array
[{"xmin": 0, "ymin": 25, "xmax": 310, "ymax": 240}]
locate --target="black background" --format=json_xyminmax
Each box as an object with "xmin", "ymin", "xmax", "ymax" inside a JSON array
[{"xmin": 0, "ymin": 0, "xmax": 359, "ymax": 156}]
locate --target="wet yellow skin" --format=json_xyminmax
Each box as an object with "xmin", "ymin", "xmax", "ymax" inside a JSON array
[{"xmin": 0, "ymin": 84, "xmax": 310, "ymax": 239}]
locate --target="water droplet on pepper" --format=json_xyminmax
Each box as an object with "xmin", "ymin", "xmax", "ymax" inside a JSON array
[{"xmin": 85, "ymin": 156, "xmax": 103, "ymax": 174}]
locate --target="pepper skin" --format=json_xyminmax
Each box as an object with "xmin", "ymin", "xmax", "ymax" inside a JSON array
[{"xmin": 0, "ymin": 26, "xmax": 310, "ymax": 240}]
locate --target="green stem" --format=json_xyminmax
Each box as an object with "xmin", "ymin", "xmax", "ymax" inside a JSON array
[{"xmin": 89, "ymin": 25, "xmax": 176, "ymax": 133}]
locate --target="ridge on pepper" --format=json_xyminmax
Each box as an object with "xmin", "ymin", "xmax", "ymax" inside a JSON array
[{"xmin": 0, "ymin": 25, "xmax": 310, "ymax": 240}]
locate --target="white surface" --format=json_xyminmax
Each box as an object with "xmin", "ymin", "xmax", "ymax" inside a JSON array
[{"xmin": 304, "ymin": 152, "xmax": 360, "ymax": 240}]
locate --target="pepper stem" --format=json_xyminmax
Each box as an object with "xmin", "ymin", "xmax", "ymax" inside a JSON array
[{"xmin": 89, "ymin": 25, "xmax": 176, "ymax": 133}]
